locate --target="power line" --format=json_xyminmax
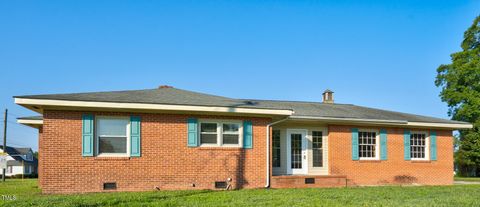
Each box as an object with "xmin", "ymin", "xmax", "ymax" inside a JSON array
[
  {"xmin": 3, "ymin": 136, "xmax": 36, "ymax": 148},
  {"xmin": 6, "ymin": 112, "xmax": 26, "ymax": 119},
  {"xmin": 6, "ymin": 120, "xmax": 29, "ymax": 127},
  {"xmin": 3, "ymin": 136, "xmax": 34, "ymax": 142},
  {"xmin": 6, "ymin": 142, "xmax": 32, "ymax": 148},
  {"xmin": 3, "ymin": 130, "xmax": 37, "ymax": 139}
]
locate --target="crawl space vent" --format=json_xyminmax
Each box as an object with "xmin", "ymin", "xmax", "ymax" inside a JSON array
[
  {"xmin": 214, "ymin": 181, "xmax": 227, "ymax": 189},
  {"xmin": 103, "ymin": 182, "xmax": 117, "ymax": 190},
  {"xmin": 305, "ymin": 178, "xmax": 315, "ymax": 184}
]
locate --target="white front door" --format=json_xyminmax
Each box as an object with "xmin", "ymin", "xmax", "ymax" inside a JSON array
[{"xmin": 286, "ymin": 129, "xmax": 308, "ymax": 174}]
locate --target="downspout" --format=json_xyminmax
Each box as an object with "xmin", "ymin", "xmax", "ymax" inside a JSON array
[{"xmin": 265, "ymin": 117, "xmax": 289, "ymax": 188}]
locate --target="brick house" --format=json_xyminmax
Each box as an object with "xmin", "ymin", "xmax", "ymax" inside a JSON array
[{"xmin": 15, "ymin": 87, "xmax": 472, "ymax": 194}]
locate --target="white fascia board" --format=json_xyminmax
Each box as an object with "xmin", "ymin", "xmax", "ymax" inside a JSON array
[
  {"xmin": 407, "ymin": 122, "xmax": 473, "ymax": 129},
  {"xmin": 17, "ymin": 119, "xmax": 43, "ymax": 125},
  {"xmin": 290, "ymin": 116, "xmax": 473, "ymax": 129},
  {"xmin": 15, "ymin": 98, "xmax": 294, "ymax": 116},
  {"xmin": 289, "ymin": 116, "xmax": 408, "ymax": 124}
]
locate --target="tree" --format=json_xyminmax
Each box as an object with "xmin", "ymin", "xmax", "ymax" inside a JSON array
[{"xmin": 435, "ymin": 16, "xmax": 480, "ymax": 176}]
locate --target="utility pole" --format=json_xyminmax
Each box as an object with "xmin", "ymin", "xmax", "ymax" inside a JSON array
[{"xmin": 2, "ymin": 109, "xmax": 7, "ymax": 182}]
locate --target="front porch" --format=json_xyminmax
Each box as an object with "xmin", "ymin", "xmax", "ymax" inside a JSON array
[
  {"xmin": 269, "ymin": 121, "xmax": 349, "ymax": 188},
  {"xmin": 271, "ymin": 122, "xmax": 329, "ymax": 176}
]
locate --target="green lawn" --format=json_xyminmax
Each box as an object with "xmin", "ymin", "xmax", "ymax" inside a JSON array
[
  {"xmin": 454, "ymin": 176, "xmax": 480, "ymax": 182},
  {"xmin": 1, "ymin": 179, "xmax": 480, "ymax": 207}
]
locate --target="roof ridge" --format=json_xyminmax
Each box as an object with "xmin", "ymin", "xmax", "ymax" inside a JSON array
[
  {"xmin": 238, "ymin": 98, "xmax": 354, "ymax": 105},
  {"xmin": 15, "ymin": 87, "xmax": 237, "ymax": 100},
  {"xmin": 14, "ymin": 88, "xmax": 159, "ymax": 98},
  {"xmin": 168, "ymin": 88, "xmax": 235, "ymax": 100}
]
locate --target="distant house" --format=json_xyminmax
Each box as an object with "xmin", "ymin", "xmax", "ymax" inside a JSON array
[
  {"xmin": 0, "ymin": 146, "xmax": 38, "ymax": 177},
  {"xmin": 15, "ymin": 87, "xmax": 472, "ymax": 194}
]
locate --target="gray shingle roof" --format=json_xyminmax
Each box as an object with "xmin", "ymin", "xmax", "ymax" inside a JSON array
[
  {"xmin": 242, "ymin": 100, "xmax": 466, "ymax": 124},
  {"xmin": 1, "ymin": 146, "xmax": 34, "ymax": 162},
  {"xmin": 17, "ymin": 116, "xmax": 42, "ymax": 120},
  {"xmin": 16, "ymin": 87, "xmax": 467, "ymax": 125},
  {"xmin": 16, "ymin": 88, "xmax": 288, "ymax": 110}
]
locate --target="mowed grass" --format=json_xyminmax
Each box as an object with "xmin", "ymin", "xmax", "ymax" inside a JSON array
[
  {"xmin": 454, "ymin": 176, "xmax": 480, "ymax": 182},
  {"xmin": 1, "ymin": 179, "xmax": 480, "ymax": 207}
]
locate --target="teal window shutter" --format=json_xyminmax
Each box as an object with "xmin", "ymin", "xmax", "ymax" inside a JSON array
[
  {"xmin": 82, "ymin": 114, "xmax": 94, "ymax": 157},
  {"xmin": 404, "ymin": 130, "xmax": 411, "ymax": 160},
  {"xmin": 130, "ymin": 116, "xmax": 141, "ymax": 157},
  {"xmin": 430, "ymin": 131, "xmax": 437, "ymax": 161},
  {"xmin": 380, "ymin": 129, "xmax": 387, "ymax": 160},
  {"xmin": 352, "ymin": 128, "xmax": 359, "ymax": 160},
  {"xmin": 243, "ymin": 120, "xmax": 253, "ymax": 149},
  {"xmin": 187, "ymin": 118, "xmax": 198, "ymax": 147}
]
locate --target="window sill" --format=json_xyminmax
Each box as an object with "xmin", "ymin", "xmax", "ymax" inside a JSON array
[
  {"xmin": 89, "ymin": 157, "xmax": 132, "ymax": 160},
  {"xmin": 410, "ymin": 160, "xmax": 431, "ymax": 163},
  {"xmin": 358, "ymin": 160, "xmax": 382, "ymax": 163},
  {"xmin": 197, "ymin": 147, "xmax": 243, "ymax": 151},
  {"xmin": 199, "ymin": 144, "xmax": 242, "ymax": 148}
]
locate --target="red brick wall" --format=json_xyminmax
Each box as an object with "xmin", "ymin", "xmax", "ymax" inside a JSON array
[
  {"xmin": 38, "ymin": 126, "xmax": 43, "ymax": 189},
  {"xmin": 328, "ymin": 125, "xmax": 453, "ymax": 186},
  {"xmin": 40, "ymin": 110, "xmax": 271, "ymax": 194}
]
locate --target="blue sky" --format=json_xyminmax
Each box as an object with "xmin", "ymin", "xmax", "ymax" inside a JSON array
[{"xmin": 0, "ymin": 1, "xmax": 479, "ymax": 151}]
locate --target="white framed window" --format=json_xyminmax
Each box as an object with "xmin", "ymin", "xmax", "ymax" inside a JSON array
[
  {"xmin": 6, "ymin": 166, "xmax": 12, "ymax": 174},
  {"xmin": 199, "ymin": 120, "xmax": 243, "ymax": 147},
  {"xmin": 96, "ymin": 116, "xmax": 130, "ymax": 157},
  {"xmin": 410, "ymin": 131, "xmax": 429, "ymax": 160},
  {"xmin": 272, "ymin": 130, "xmax": 281, "ymax": 168},
  {"xmin": 358, "ymin": 130, "xmax": 379, "ymax": 160},
  {"xmin": 200, "ymin": 123, "xmax": 218, "ymax": 145},
  {"xmin": 312, "ymin": 131, "xmax": 323, "ymax": 167}
]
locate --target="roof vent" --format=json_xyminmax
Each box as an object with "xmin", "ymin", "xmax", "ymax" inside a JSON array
[
  {"xmin": 322, "ymin": 89, "xmax": 334, "ymax": 104},
  {"xmin": 158, "ymin": 85, "xmax": 173, "ymax": 89}
]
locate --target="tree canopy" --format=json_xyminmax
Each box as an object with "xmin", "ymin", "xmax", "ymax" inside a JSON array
[{"xmin": 435, "ymin": 16, "xmax": 480, "ymax": 176}]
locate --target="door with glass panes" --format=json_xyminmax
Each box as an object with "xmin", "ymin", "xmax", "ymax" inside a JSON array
[{"xmin": 286, "ymin": 129, "xmax": 308, "ymax": 174}]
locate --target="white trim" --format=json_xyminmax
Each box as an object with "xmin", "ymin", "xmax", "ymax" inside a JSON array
[
  {"xmin": 265, "ymin": 118, "xmax": 289, "ymax": 188},
  {"xmin": 286, "ymin": 129, "xmax": 308, "ymax": 175},
  {"xmin": 290, "ymin": 116, "xmax": 472, "ymax": 129},
  {"xmin": 410, "ymin": 131, "xmax": 430, "ymax": 161},
  {"xmin": 407, "ymin": 122, "xmax": 472, "ymax": 129},
  {"xmin": 15, "ymin": 98, "xmax": 294, "ymax": 116},
  {"xmin": 357, "ymin": 129, "xmax": 380, "ymax": 160},
  {"xmin": 95, "ymin": 116, "xmax": 131, "ymax": 157},
  {"xmin": 272, "ymin": 129, "xmax": 281, "ymax": 169},
  {"xmin": 308, "ymin": 128, "xmax": 328, "ymax": 174},
  {"xmin": 15, "ymin": 98, "xmax": 472, "ymax": 129},
  {"xmin": 198, "ymin": 119, "xmax": 243, "ymax": 148},
  {"xmin": 17, "ymin": 119, "xmax": 43, "ymax": 125},
  {"xmin": 290, "ymin": 116, "xmax": 407, "ymax": 124}
]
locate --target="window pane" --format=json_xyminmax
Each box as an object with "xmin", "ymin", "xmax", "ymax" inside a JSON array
[
  {"xmin": 410, "ymin": 133, "xmax": 426, "ymax": 159},
  {"xmin": 97, "ymin": 118, "xmax": 128, "ymax": 136},
  {"xmin": 312, "ymin": 131, "xmax": 323, "ymax": 167},
  {"xmin": 201, "ymin": 123, "xmax": 217, "ymax": 133},
  {"xmin": 273, "ymin": 130, "xmax": 281, "ymax": 167},
  {"xmin": 99, "ymin": 137, "xmax": 127, "ymax": 153},
  {"xmin": 223, "ymin": 124, "xmax": 239, "ymax": 133},
  {"xmin": 291, "ymin": 134, "xmax": 302, "ymax": 169},
  {"xmin": 201, "ymin": 134, "xmax": 217, "ymax": 144},
  {"xmin": 358, "ymin": 131, "xmax": 376, "ymax": 158},
  {"xmin": 223, "ymin": 134, "xmax": 239, "ymax": 144}
]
